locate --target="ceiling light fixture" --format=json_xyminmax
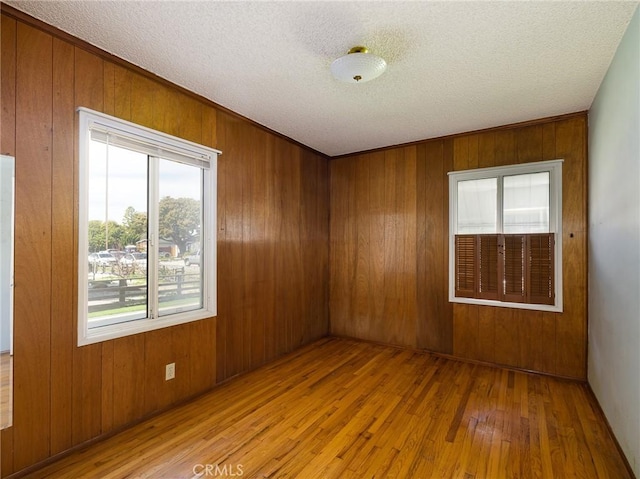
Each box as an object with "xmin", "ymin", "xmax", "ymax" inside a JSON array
[{"xmin": 330, "ymin": 46, "xmax": 387, "ymax": 84}]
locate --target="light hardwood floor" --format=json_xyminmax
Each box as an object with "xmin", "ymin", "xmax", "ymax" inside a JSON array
[{"xmin": 20, "ymin": 338, "xmax": 630, "ymax": 478}]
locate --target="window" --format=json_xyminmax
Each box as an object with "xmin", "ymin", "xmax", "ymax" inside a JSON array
[
  {"xmin": 78, "ymin": 108, "xmax": 219, "ymax": 345},
  {"xmin": 448, "ymin": 160, "xmax": 562, "ymax": 312}
]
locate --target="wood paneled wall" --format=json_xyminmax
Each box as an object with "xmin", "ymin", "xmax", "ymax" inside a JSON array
[
  {"xmin": 215, "ymin": 112, "xmax": 329, "ymax": 379},
  {"xmin": 1, "ymin": 6, "xmax": 588, "ymax": 477},
  {"xmin": 0, "ymin": 12, "xmax": 329, "ymax": 477},
  {"xmin": 330, "ymin": 115, "xmax": 587, "ymax": 380}
]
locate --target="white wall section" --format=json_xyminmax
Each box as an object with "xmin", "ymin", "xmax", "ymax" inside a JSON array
[{"xmin": 588, "ymin": 5, "xmax": 640, "ymax": 476}]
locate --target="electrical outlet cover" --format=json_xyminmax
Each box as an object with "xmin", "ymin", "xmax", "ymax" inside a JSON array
[{"xmin": 165, "ymin": 362, "xmax": 175, "ymax": 380}]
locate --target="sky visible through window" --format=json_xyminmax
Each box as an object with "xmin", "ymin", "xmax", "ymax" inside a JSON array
[{"xmin": 88, "ymin": 140, "xmax": 200, "ymax": 223}]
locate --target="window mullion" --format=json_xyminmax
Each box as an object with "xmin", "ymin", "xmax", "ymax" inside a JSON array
[
  {"xmin": 148, "ymin": 156, "xmax": 160, "ymax": 320},
  {"xmin": 497, "ymin": 176, "xmax": 504, "ymax": 301},
  {"xmin": 497, "ymin": 174, "xmax": 504, "ymax": 233}
]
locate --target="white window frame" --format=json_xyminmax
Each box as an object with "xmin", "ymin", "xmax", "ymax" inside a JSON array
[
  {"xmin": 448, "ymin": 159, "xmax": 563, "ymax": 312},
  {"xmin": 77, "ymin": 107, "xmax": 219, "ymax": 346}
]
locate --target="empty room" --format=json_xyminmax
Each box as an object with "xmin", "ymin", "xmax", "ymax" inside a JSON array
[{"xmin": 0, "ymin": 1, "xmax": 638, "ymax": 478}]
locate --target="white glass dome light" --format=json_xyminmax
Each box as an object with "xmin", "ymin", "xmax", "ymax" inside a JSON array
[{"xmin": 330, "ymin": 46, "xmax": 387, "ymax": 83}]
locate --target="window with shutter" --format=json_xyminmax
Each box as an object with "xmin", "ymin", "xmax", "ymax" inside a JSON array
[{"xmin": 448, "ymin": 160, "xmax": 562, "ymax": 312}]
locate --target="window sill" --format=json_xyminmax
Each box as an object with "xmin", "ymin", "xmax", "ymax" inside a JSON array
[
  {"xmin": 449, "ymin": 295, "xmax": 562, "ymax": 313},
  {"xmin": 78, "ymin": 308, "xmax": 216, "ymax": 346}
]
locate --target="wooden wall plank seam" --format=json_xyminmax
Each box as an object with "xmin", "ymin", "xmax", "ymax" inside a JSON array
[
  {"xmin": 14, "ymin": 21, "xmax": 54, "ymax": 470},
  {"xmin": 72, "ymin": 47, "xmax": 104, "ymax": 446},
  {"xmin": 50, "ymin": 33, "xmax": 76, "ymax": 452}
]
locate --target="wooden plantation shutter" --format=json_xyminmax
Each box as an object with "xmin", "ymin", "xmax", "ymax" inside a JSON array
[
  {"xmin": 454, "ymin": 233, "xmax": 555, "ymax": 305},
  {"xmin": 455, "ymin": 235, "xmax": 476, "ymax": 298},
  {"xmin": 478, "ymin": 235, "xmax": 499, "ymax": 300},
  {"xmin": 501, "ymin": 235, "xmax": 526, "ymax": 303},
  {"xmin": 527, "ymin": 233, "xmax": 554, "ymax": 305}
]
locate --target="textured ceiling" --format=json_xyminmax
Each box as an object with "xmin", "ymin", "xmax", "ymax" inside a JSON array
[{"xmin": 6, "ymin": 1, "xmax": 638, "ymax": 156}]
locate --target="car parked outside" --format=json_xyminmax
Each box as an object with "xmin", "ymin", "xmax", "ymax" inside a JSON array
[
  {"xmin": 184, "ymin": 250, "xmax": 200, "ymax": 266},
  {"xmin": 88, "ymin": 251, "xmax": 117, "ymax": 273},
  {"xmin": 119, "ymin": 252, "xmax": 147, "ymax": 272},
  {"xmin": 107, "ymin": 249, "xmax": 126, "ymax": 261},
  {"xmin": 88, "ymin": 251, "xmax": 117, "ymax": 267}
]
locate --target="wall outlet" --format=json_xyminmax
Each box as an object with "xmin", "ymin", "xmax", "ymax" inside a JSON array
[{"xmin": 165, "ymin": 362, "xmax": 175, "ymax": 381}]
